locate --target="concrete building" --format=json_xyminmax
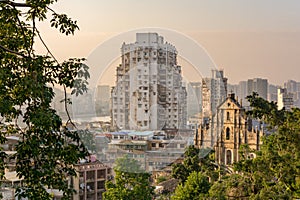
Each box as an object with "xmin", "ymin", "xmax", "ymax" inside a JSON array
[
  {"xmin": 202, "ymin": 70, "xmax": 227, "ymax": 117},
  {"xmin": 277, "ymin": 88, "xmax": 294, "ymax": 111},
  {"xmin": 247, "ymin": 78, "xmax": 268, "ymax": 100},
  {"xmin": 95, "ymin": 85, "xmax": 111, "ymax": 116},
  {"xmin": 187, "ymin": 82, "xmax": 202, "ymax": 117},
  {"xmin": 197, "ymin": 70, "xmax": 227, "ymax": 149},
  {"xmin": 237, "ymin": 81, "xmax": 248, "ymax": 107},
  {"xmin": 111, "ymin": 33, "xmax": 187, "ymax": 130},
  {"xmin": 284, "ymin": 80, "xmax": 299, "ymax": 93},
  {"xmin": 103, "ymin": 130, "xmax": 191, "ymax": 172},
  {"xmin": 195, "ymin": 93, "xmax": 264, "ymax": 165},
  {"xmin": 227, "ymin": 84, "xmax": 238, "ymax": 97},
  {"xmin": 268, "ymin": 84, "xmax": 279, "ymax": 102},
  {"xmin": 284, "ymin": 80, "xmax": 300, "ymax": 108},
  {"xmin": 72, "ymin": 88, "xmax": 96, "ymax": 121},
  {"xmin": 73, "ymin": 160, "xmax": 112, "ymax": 200},
  {"xmin": 238, "ymin": 81, "xmax": 248, "ymax": 99}
]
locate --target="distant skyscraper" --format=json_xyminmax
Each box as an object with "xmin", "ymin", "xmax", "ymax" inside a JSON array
[
  {"xmin": 247, "ymin": 78, "xmax": 268, "ymax": 100},
  {"xmin": 284, "ymin": 80, "xmax": 298, "ymax": 93},
  {"xmin": 227, "ymin": 84, "xmax": 238, "ymax": 97},
  {"xmin": 238, "ymin": 81, "xmax": 248, "ymax": 106},
  {"xmin": 277, "ymin": 88, "xmax": 293, "ymax": 111},
  {"xmin": 284, "ymin": 80, "xmax": 300, "ymax": 108},
  {"xmin": 187, "ymin": 82, "xmax": 202, "ymax": 117},
  {"xmin": 268, "ymin": 84, "xmax": 279, "ymax": 102},
  {"xmin": 202, "ymin": 70, "xmax": 227, "ymax": 117},
  {"xmin": 95, "ymin": 85, "xmax": 110, "ymax": 116},
  {"xmin": 111, "ymin": 33, "xmax": 187, "ymax": 130},
  {"xmin": 73, "ymin": 89, "xmax": 95, "ymax": 117}
]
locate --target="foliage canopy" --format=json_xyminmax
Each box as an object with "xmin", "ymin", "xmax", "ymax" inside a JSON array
[
  {"xmin": 103, "ymin": 155, "xmax": 154, "ymax": 200},
  {"xmin": 0, "ymin": 0, "xmax": 90, "ymax": 199}
]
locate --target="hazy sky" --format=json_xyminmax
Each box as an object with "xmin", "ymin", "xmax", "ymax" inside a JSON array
[{"xmin": 35, "ymin": 0, "xmax": 300, "ymax": 86}]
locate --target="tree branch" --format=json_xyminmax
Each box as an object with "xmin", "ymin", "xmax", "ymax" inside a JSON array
[
  {"xmin": 30, "ymin": 11, "xmax": 36, "ymax": 53},
  {"xmin": 63, "ymin": 85, "xmax": 77, "ymax": 129},
  {"xmin": 0, "ymin": 0, "xmax": 31, "ymax": 8},
  {"xmin": 35, "ymin": 28, "xmax": 59, "ymax": 64},
  {"xmin": 11, "ymin": 4, "xmax": 32, "ymax": 57},
  {"xmin": 46, "ymin": 6, "xmax": 56, "ymax": 14},
  {"xmin": 35, "ymin": 28, "xmax": 77, "ymax": 129},
  {"xmin": 0, "ymin": 43, "xmax": 28, "ymax": 57}
]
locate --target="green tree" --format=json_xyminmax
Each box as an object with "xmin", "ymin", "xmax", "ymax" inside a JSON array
[
  {"xmin": 171, "ymin": 171, "xmax": 210, "ymax": 200},
  {"xmin": 208, "ymin": 180, "xmax": 226, "ymax": 200},
  {"xmin": 244, "ymin": 93, "xmax": 300, "ymax": 199},
  {"xmin": 172, "ymin": 146, "xmax": 217, "ymax": 183},
  {"xmin": 209, "ymin": 174, "xmax": 252, "ymax": 199},
  {"xmin": 0, "ymin": 0, "xmax": 89, "ymax": 199},
  {"xmin": 103, "ymin": 155, "xmax": 154, "ymax": 200}
]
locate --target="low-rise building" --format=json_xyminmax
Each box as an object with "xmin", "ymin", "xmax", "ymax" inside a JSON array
[
  {"xmin": 73, "ymin": 160, "xmax": 112, "ymax": 200},
  {"xmin": 104, "ymin": 130, "xmax": 192, "ymax": 172}
]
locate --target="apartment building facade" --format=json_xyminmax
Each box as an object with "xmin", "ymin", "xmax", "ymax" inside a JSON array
[
  {"xmin": 111, "ymin": 33, "xmax": 187, "ymax": 131},
  {"xmin": 277, "ymin": 88, "xmax": 294, "ymax": 111},
  {"xmin": 73, "ymin": 160, "xmax": 112, "ymax": 200},
  {"xmin": 202, "ymin": 70, "xmax": 227, "ymax": 117}
]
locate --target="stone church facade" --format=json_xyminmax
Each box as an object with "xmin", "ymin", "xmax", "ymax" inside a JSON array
[{"xmin": 194, "ymin": 93, "xmax": 264, "ymax": 165}]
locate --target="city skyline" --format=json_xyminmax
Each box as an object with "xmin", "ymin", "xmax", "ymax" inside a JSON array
[
  {"xmin": 2, "ymin": 1, "xmax": 299, "ymax": 199},
  {"xmin": 35, "ymin": 0, "xmax": 300, "ymax": 86}
]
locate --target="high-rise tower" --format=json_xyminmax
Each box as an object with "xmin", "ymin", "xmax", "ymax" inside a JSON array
[
  {"xmin": 202, "ymin": 69, "xmax": 227, "ymax": 117},
  {"xmin": 247, "ymin": 78, "xmax": 268, "ymax": 100},
  {"xmin": 111, "ymin": 33, "xmax": 187, "ymax": 130}
]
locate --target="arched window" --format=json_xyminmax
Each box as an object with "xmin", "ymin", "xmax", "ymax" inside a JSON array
[
  {"xmin": 226, "ymin": 150, "xmax": 232, "ymax": 165},
  {"xmin": 226, "ymin": 127, "xmax": 230, "ymax": 140},
  {"xmin": 226, "ymin": 112, "xmax": 230, "ymax": 121}
]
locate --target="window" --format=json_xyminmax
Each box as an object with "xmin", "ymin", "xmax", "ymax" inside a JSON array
[
  {"xmin": 226, "ymin": 112, "xmax": 230, "ymax": 121},
  {"xmin": 226, "ymin": 127, "xmax": 230, "ymax": 140}
]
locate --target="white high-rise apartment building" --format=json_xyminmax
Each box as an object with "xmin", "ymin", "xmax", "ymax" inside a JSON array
[
  {"xmin": 202, "ymin": 70, "xmax": 227, "ymax": 117},
  {"xmin": 284, "ymin": 80, "xmax": 300, "ymax": 108},
  {"xmin": 111, "ymin": 33, "xmax": 187, "ymax": 130},
  {"xmin": 278, "ymin": 88, "xmax": 294, "ymax": 111}
]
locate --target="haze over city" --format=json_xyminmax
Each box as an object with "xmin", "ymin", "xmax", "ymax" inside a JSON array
[
  {"xmin": 35, "ymin": 0, "xmax": 300, "ymax": 86},
  {"xmin": 1, "ymin": 1, "xmax": 300, "ymax": 199}
]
